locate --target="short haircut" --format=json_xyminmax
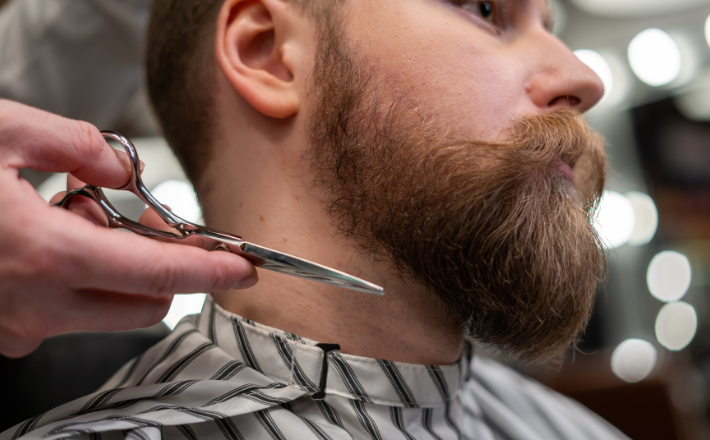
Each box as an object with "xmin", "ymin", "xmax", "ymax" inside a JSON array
[{"xmin": 146, "ymin": 0, "xmax": 339, "ymax": 190}]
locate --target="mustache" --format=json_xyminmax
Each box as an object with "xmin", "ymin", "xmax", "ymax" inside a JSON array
[
  {"xmin": 499, "ymin": 110, "xmax": 606, "ymax": 212},
  {"xmin": 506, "ymin": 110, "xmax": 596, "ymax": 168},
  {"xmin": 421, "ymin": 109, "xmax": 606, "ymax": 209}
]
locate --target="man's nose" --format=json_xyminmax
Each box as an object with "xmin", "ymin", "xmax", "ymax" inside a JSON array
[{"xmin": 523, "ymin": 31, "xmax": 605, "ymax": 113}]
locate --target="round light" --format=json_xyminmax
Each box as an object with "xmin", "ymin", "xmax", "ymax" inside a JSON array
[
  {"xmin": 647, "ymin": 251, "xmax": 691, "ymax": 302},
  {"xmin": 574, "ymin": 50, "xmax": 613, "ymax": 102},
  {"xmin": 656, "ymin": 302, "xmax": 697, "ymax": 351},
  {"xmin": 163, "ymin": 294, "xmax": 207, "ymax": 330},
  {"xmin": 706, "ymin": 15, "xmax": 710, "ymax": 49},
  {"xmin": 626, "ymin": 191, "xmax": 658, "ymax": 246},
  {"xmin": 611, "ymin": 339, "xmax": 657, "ymax": 383},
  {"xmin": 628, "ymin": 28, "xmax": 681, "ymax": 87},
  {"xmin": 151, "ymin": 180, "xmax": 202, "ymax": 223},
  {"xmin": 675, "ymin": 85, "xmax": 710, "ymax": 122},
  {"xmin": 594, "ymin": 190, "xmax": 635, "ymax": 249}
]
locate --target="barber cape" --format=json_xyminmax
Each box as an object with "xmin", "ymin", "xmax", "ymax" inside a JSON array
[{"xmin": 3, "ymin": 296, "xmax": 628, "ymax": 440}]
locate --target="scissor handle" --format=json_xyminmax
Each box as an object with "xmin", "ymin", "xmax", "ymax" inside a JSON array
[
  {"xmin": 53, "ymin": 184, "xmax": 182, "ymax": 239},
  {"xmin": 52, "ymin": 131, "xmax": 246, "ymax": 253},
  {"xmin": 101, "ymin": 131, "xmax": 189, "ymax": 228}
]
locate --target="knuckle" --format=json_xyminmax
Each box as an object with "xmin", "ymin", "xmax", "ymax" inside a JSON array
[
  {"xmin": 0, "ymin": 99, "xmax": 10, "ymax": 118},
  {"xmin": 0, "ymin": 316, "xmax": 20, "ymax": 340},
  {"xmin": 0, "ymin": 339, "xmax": 43, "ymax": 359},
  {"xmin": 0, "ymin": 312, "xmax": 47, "ymax": 343},
  {"xmin": 210, "ymin": 263, "xmax": 231, "ymax": 291},
  {"xmin": 0, "ymin": 100, "xmax": 24, "ymax": 161},
  {"xmin": 141, "ymin": 297, "xmax": 173, "ymax": 327},
  {"xmin": 68, "ymin": 120, "xmax": 104, "ymax": 160},
  {"xmin": 147, "ymin": 252, "xmax": 182, "ymax": 295},
  {"xmin": 30, "ymin": 243, "xmax": 64, "ymax": 279},
  {"xmin": 1, "ymin": 344, "xmax": 38, "ymax": 359},
  {"xmin": 6, "ymin": 231, "xmax": 59, "ymax": 282},
  {"xmin": 0, "ymin": 99, "xmax": 17, "ymax": 123}
]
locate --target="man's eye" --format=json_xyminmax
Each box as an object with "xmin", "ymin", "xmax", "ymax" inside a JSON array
[{"xmin": 456, "ymin": 1, "xmax": 498, "ymax": 25}]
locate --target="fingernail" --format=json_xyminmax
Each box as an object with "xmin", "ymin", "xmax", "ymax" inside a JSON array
[
  {"xmin": 113, "ymin": 148, "xmax": 132, "ymax": 175},
  {"xmin": 113, "ymin": 149, "xmax": 144, "ymax": 176},
  {"xmin": 232, "ymin": 272, "xmax": 259, "ymax": 290},
  {"xmin": 162, "ymin": 204, "xmax": 172, "ymax": 212}
]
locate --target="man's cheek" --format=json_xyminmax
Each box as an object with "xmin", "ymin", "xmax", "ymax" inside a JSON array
[
  {"xmin": 431, "ymin": 62, "xmax": 522, "ymax": 141},
  {"xmin": 349, "ymin": 9, "xmax": 521, "ymax": 140}
]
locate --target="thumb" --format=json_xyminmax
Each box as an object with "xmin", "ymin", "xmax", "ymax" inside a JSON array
[{"xmin": 0, "ymin": 100, "xmax": 132, "ymax": 188}]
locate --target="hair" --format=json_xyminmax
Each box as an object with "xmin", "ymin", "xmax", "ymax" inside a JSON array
[{"xmin": 146, "ymin": 0, "xmax": 340, "ymax": 190}]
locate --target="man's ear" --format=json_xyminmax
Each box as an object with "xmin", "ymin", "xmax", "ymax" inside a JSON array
[{"xmin": 216, "ymin": 0, "xmax": 300, "ymax": 119}]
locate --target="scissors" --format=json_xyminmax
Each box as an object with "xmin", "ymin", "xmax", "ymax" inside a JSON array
[{"xmin": 54, "ymin": 131, "xmax": 384, "ymax": 295}]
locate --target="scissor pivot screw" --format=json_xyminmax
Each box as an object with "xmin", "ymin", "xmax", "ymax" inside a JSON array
[{"xmin": 214, "ymin": 243, "xmax": 231, "ymax": 253}]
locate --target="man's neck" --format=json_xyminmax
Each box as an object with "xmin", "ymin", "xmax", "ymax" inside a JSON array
[
  {"xmin": 205, "ymin": 183, "xmax": 465, "ymax": 365},
  {"xmin": 212, "ymin": 265, "xmax": 464, "ymax": 365},
  {"xmin": 204, "ymin": 159, "xmax": 464, "ymax": 365},
  {"xmin": 203, "ymin": 93, "xmax": 464, "ymax": 365}
]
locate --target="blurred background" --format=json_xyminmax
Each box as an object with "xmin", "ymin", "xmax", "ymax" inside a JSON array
[
  {"xmin": 526, "ymin": 1, "xmax": 710, "ymax": 439},
  {"xmin": 1, "ymin": 0, "xmax": 710, "ymax": 438}
]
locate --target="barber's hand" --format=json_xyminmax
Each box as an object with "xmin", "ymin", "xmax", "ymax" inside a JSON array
[{"xmin": 0, "ymin": 100, "xmax": 258, "ymax": 358}]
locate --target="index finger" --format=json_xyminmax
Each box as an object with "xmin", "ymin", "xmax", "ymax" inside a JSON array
[
  {"xmin": 51, "ymin": 208, "xmax": 259, "ymax": 294},
  {"xmin": 0, "ymin": 100, "xmax": 132, "ymax": 188}
]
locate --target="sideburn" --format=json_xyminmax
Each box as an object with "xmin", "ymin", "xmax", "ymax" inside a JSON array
[{"xmin": 309, "ymin": 24, "xmax": 607, "ymax": 362}]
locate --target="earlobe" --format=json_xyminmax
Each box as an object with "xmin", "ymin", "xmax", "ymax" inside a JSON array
[{"xmin": 216, "ymin": 0, "xmax": 299, "ymax": 119}]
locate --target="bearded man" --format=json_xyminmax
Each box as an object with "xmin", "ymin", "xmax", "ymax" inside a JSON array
[{"xmin": 2, "ymin": 0, "xmax": 628, "ymax": 439}]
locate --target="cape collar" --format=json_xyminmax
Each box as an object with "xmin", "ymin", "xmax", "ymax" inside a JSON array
[{"xmin": 196, "ymin": 295, "xmax": 471, "ymax": 407}]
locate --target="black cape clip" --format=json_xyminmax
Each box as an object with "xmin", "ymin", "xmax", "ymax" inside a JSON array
[{"xmin": 312, "ymin": 343, "xmax": 340, "ymax": 400}]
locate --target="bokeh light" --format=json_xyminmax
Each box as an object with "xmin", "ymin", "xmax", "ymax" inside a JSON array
[
  {"xmin": 647, "ymin": 251, "xmax": 692, "ymax": 302},
  {"xmin": 628, "ymin": 28, "xmax": 681, "ymax": 86},
  {"xmin": 574, "ymin": 50, "xmax": 613, "ymax": 102},
  {"xmin": 611, "ymin": 339, "xmax": 657, "ymax": 383},
  {"xmin": 626, "ymin": 191, "xmax": 658, "ymax": 246},
  {"xmin": 163, "ymin": 294, "xmax": 207, "ymax": 330},
  {"xmin": 706, "ymin": 14, "xmax": 710, "ymax": 49},
  {"xmin": 656, "ymin": 302, "xmax": 697, "ymax": 351},
  {"xmin": 151, "ymin": 180, "xmax": 202, "ymax": 223},
  {"xmin": 594, "ymin": 190, "xmax": 635, "ymax": 249}
]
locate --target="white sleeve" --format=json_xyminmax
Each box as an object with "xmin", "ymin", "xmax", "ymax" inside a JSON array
[{"xmin": 0, "ymin": 0, "xmax": 158, "ymax": 135}]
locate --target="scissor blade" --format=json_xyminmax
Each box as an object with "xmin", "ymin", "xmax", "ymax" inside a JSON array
[{"xmin": 240, "ymin": 242, "xmax": 384, "ymax": 295}]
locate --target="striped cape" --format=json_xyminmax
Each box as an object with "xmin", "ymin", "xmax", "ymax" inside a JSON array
[{"xmin": 2, "ymin": 296, "xmax": 628, "ymax": 440}]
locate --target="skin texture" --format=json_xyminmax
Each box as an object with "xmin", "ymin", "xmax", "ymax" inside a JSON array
[
  {"xmin": 0, "ymin": 100, "xmax": 258, "ymax": 358},
  {"xmin": 200, "ymin": 0, "xmax": 604, "ymax": 365}
]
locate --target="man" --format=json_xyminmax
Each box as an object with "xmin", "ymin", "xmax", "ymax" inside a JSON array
[{"xmin": 2, "ymin": 0, "xmax": 628, "ymax": 438}]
